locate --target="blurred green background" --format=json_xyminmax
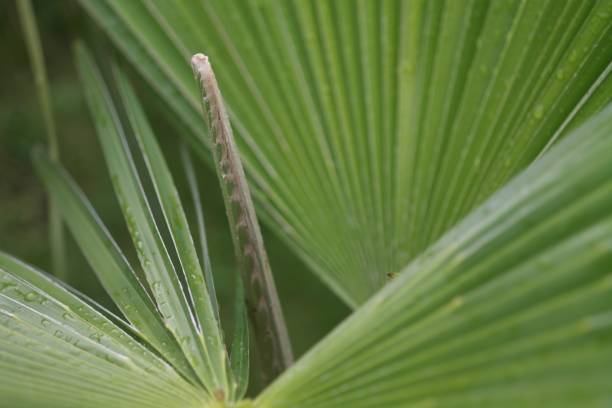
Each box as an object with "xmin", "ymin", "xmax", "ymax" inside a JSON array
[{"xmin": 0, "ymin": 1, "xmax": 349, "ymax": 359}]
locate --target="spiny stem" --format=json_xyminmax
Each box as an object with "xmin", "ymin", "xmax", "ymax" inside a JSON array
[
  {"xmin": 16, "ymin": 0, "xmax": 66, "ymax": 280},
  {"xmin": 191, "ymin": 53, "xmax": 293, "ymax": 383}
]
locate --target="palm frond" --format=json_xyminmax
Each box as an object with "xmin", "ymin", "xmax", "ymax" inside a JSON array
[
  {"xmin": 79, "ymin": 0, "xmax": 612, "ymax": 306},
  {"xmin": 33, "ymin": 149, "xmax": 199, "ymax": 384},
  {"xmin": 0, "ymin": 42, "xmax": 262, "ymax": 405},
  {"xmin": 255, "ymin": 104, "xmax": 612, "ymax": 407},
  {"xmin": 115, "ymin": 64, "xmax": 234, "ymax": 391},
  {"xmin": 75, "ymin": 43, "xmax": 230, "ymax": 394},
  {"xmin": 3, "ymin": 1, "xmax": 612, "ymax": 406},
  {"xmin": 0, "ymin": 252, "xmax": 205, "ymax": 408}
]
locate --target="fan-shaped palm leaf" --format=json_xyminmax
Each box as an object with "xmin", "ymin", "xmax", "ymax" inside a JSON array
[
  {"xmin": 79, "ymin": 0, "xmax": 612, "ymax": 306},
  {"xmin": 256, "ymin": 97, "xmax": 612, "ymax": 408}
]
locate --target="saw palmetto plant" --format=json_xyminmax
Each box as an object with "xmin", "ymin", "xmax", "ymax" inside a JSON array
[{"xmin": 2, "ymin": 0, "xmax": 612, "ymax": 407}]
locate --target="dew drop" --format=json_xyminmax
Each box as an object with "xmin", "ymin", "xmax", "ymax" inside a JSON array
[
  {"xmin": 0, "ymin": 282, "xmax": 17, "ymax": 292},
  {"xmin": 555, "ymin": 69, "xmax": 565, "ymax": 80},
  {"xmin": 533, "ymin": 104, "xmax": 544, "ymax": 119},
  {"xmin": 152, "ymin": 281, "xmax": 162, "ymax": 293},
  {"xmin": 449, "ymin": 296, "xmax": 464, "ymax": 310},
  {"xmin": 62, "ymin": 312, "xmax": 75, "ymax": 321},
  {"xmin": 24, "ymin": 292, "xmax": 38, "ymax": 302}
]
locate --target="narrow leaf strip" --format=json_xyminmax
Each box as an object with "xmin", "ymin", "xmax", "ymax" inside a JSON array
[
  {"xmin": 191, "ymin": 54, "xmax": 293, "ymax": 383},
  {"xmin": 74, "ymin": 43, "xmax": 223, "ymax": 395},
  {"xmin": 113, "ymin": 67, "xmax": 229, "ymax": 393},
  {"xmin": 32, "ymin": 149, "xmax": 198, "ymax": 384},
  {"xmin": 180, "ymin": 144, "xmax": 219, "ymax": 322},
  {"xmin": 230, "ymin": 278, "xmax": 250, "ymax": 400}
]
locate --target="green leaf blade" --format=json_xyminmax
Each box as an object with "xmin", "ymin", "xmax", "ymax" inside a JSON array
[
  {"xmin": 230, "ymin": 279, "xmax": 249, "ymax": 401},
  {"xmin": 255, "ymin": 105, "xmax": 612, "ymax": 407},
  {"xmin": 180, "ymin": 145, "xmax": 220, "ymax": 323},
  {"xmin": 113, "ymin": 67, "xmax": 229, "ymax": 393},
  {"xmin": 0, "ymin": 252, "xmax": 204, "ymax": 408},
  {"xmin": 32, "ymin": 148, "xmax": 199, "ymax": 385},
  {"xmin": 81, "ymin": 0, "xmax": 612, "ymax": 306},
  {"xmin": 74, "ymin": 43, "xmax": 225, "ymax": 395}
]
